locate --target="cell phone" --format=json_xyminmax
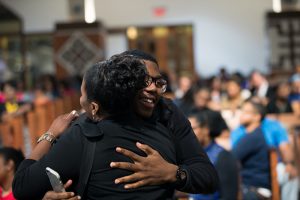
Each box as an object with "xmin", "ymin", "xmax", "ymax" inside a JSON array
[{"xmin": 45, "ymin": 167, "xmax": 65, "ymax": 192}]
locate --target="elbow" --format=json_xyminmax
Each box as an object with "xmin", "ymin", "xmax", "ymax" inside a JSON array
[
  {"xmin": 191, "ymin": 164, "xmax": 220, "ymax": 194},
  {"xmin": 12, "ymin": 176, "xmax": 26, "ymax": 200},
  {"xmin": 202, "ymin": 173, "xmax": 219, "ymax": 194},
  {"xmin": 12, "ymin": 179, "xmax": 22, "ymax": 199},
  {"xmin": 202, "ymin": 165, "xmax": 220, "ymax": 194},
  {"xmin": 12, "ymin": 175, "xmax": 38, "ymax": 200}
]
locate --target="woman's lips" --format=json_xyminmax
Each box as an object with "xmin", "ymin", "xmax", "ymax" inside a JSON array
[{"xmin": 139, "ymin": 97, "xmax": 156, "ymax": 108}]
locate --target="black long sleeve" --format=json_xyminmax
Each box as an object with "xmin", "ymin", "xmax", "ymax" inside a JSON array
[
  {"xmin": 163, "ymin": 99, "xmax": 219, "ymax": 194},
  {"xmin": 12, "ymin": 125, "xmax": 83, "ymax": 200},
  {"xmin": 215, "ymin": 150, "xmax": 239, "ymax": 200}
]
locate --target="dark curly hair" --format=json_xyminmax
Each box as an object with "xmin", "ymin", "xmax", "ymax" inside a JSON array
[
  {"xmin": 84, "ymin": 55, "xmax": 147, "ymax": 115},
  {"xmin": 119, "ymin": 49, "xmax": 158, "ymax": 66}
]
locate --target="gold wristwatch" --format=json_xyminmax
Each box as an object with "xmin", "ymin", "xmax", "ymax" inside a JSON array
[{"xmin": 37, "ymin": 132, "xmax": 56, "ymax": 144}]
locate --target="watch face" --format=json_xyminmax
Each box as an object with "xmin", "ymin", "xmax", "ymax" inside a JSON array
[
  {"xmin": 177, "ymin": 168, "xmax": 187, "ymax": 181},
  {"xmin": 179, "ymin": 170, "xmax": 187, "ymax": 180}
]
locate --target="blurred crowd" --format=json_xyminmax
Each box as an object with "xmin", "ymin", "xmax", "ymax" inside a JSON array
[
  {"xmin": 169, "ymin": 66, "xmax": 300, "ymax": 200},
  {"xmin": 0, "ymin": 75, "xmax": 81, "ymax": 123}
]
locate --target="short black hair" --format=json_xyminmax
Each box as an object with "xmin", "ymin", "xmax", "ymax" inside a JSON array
[
  {"xmin": 189, "ymin": 110, "xmax": 228, "ymax": 139},
  {"xmin": 245, "ymin": 99, "xmax": 266, "ymax": 121},
  {"xmin": 0, "ymin": 147, "xmax": 24, "ymax": 172},
  {"xmin": 84, "ymin": 55, "xmax": 147, "ymax": 115},
  {"xmin": 119, "ymin": 49, "xmax": 158, "ymax": 66},
  {"xmin": 227, "ymin": 75, "xmax": 242, "ymax": 87},
  {"xmin": 189, "ymin": 112, "xmax": 209, "ymax": 128}
]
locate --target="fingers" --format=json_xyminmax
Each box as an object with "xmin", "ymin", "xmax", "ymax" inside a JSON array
[
  {"xmin": 110, "ymin": 161, "xmax": 138, "ymax": 171},
  {"xmin": 114, "ymin": 173, "xmax": 141, "ymax": 185},
  {"xmin": 64, "ymin": 179, "xmax": 73, "ymax": 189},
  {"xmin": 136, "ymin": 142, "xmax": 155, "ymax": 155},
  {"xmin": 43, "ymin": 191, "xmax": 77, "ymax": 199},
  {"xmin": 65, "ymin": 110, "xmax": 79, "ymax": 121},
  {"xmin": 124, "ymin": 180, "xmax": 147, "ymax": 189},
  {"xmin": 69, "ymin": 196, "xmax": 81, "ymax": 200},
  {"xmin": 115, "ymin": 147, "xmax": 141, "ymax": 161}
]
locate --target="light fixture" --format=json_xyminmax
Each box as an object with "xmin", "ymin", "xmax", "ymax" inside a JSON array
[
  {"xmin": 153, "ymin": 27, "xmax": 169, "ymax": 38},
  {"xmin": 127, "ymin": 26, "xmax": 138, "ymax": 40},
  {"xmin": 84, "ymin": 0, "xmax": 96, "ymax": 23},
  {"xmin": 273, "ymin": 0, "xmax": 282, "ymax": 13}
]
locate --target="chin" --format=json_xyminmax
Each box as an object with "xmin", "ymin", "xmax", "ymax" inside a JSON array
[{"xmin": 138, "ymin": 109, "xmax": 153, "ymax": 118}]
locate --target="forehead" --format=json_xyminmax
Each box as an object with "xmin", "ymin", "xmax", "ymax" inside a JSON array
[
  {"xmin": 242, "ymin": 102, "xmax": 254, "ymax": 110},
  {"xmin": 144, "ymin": 60, "xmax": 160, "ymax": 77}
]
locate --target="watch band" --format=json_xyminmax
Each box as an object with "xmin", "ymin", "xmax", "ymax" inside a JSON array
[
  {"xmin": 175, "ymin": 166, "xmax": 187, "ymax": 186},
  {"xmin": 37, "ymin": 132, "xmax": 56, "ymax": 144}
]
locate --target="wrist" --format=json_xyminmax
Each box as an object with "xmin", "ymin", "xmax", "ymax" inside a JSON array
[
  {"xmin": 37, "ymin": 131, "xmax": 57, "ymax": 144},
  {"xmin": 47, "ymin": 129, "xmax": 59, "ymax": 138},
  {"xmin": 165, "ymin": 164, "xmax": 179, "ymax": 183}
]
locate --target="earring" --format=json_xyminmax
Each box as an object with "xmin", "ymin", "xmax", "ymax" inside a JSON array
[{"xmin": 92, "ymin": 112, "xmax": 96, "ymax": 121}]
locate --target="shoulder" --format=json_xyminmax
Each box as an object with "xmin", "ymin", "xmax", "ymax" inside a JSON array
[
  {"xmin": 160, "ymin": 98, "xmax": 188, "ymax": 121},
  {"xmin": 262, "ymin": 118, "xmax": 285, "ymax": 131},
  {"xmin": 71, "ymin": 114, "xmax": 104, "ymax": 138},
  {"xmin": 217, "ymin": 149, "xmax": 236, "ymax": 164},
  {"xmin": 160, "ymin": 97, "xmax": 190, "ymax": 129},
  {"xmin": 230, "ymin": 126, "xmax": 246, "ymax": 147}
]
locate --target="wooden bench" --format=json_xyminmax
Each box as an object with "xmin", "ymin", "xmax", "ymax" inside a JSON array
[
  {"xmin": 0, "ymin": 116, "xmax": 25, "ymax": 152},
  {"xmin": 270, "ymin": 148, "xmax": 280, "ymax": 200}
]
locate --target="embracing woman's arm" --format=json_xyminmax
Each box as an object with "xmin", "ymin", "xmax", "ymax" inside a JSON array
[{"xmin": 12, "ymin": 114, "xmax": 83, "ymax": 200}]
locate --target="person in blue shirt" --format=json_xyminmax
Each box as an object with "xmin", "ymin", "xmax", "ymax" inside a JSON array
[
  {"xmin": 231, "ymin": 105, "xmax": 293, "ymax": 165},
  {"xmin": 231, "ymin": 100, "xmax": 271, "ymax": 199},
  {"xmin": 189, "ymin": 110, "xmax": 238, "ymax": 200}
]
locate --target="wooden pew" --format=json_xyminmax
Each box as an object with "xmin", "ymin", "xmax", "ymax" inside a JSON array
[
  {"xmin": 267, "ymin": 113, "xmax": 300, "ymax": 131},
  {"xmin": 270, "ymin": 148, "xmax": 280, "ymax": 200},
  {"xmin": 0, "ymin": 116, "xmax": 25, "ymax": 152},
  {"xmin": 63, "ymin": 95, "xmax": 73, "ymax": 113},
  {"xmin": 35, "ymin": 106, "xmax": 49, "ymax": 138},
  {"xmin": 26, "ymin": 111, "xmax": 38, "ymax": 149},
  {"xmin": 0, "ymin": 122, "xmax": 13, "ymax": 147},
  {"xmin": 292, "ymin": 126, "xmax": 300, "ymax": 195},
  {"xmin": 54, "ymin": 98, "xmax": 64, "ymax": 116},
  {"xmin": 71, "ymin": 93, "xmax": 81, "ymax": 111},
  {"xmin": 44, "ymin": 102, "xmax": 56, "ymax": 128},
  {"xmin": 11, "ymin": 117, "xmax": 25, "ymax": 151}
]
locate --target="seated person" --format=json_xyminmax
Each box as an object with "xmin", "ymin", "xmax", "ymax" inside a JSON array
[
  {"xmin": 289, "ymin": 74, "xmax": 300, "ymax": 116},
  {"xmin": 188, "ymin": 110, "xmax": 238, "ymax": 200},
  {"xmin": 266, "ymin": 81, "xmax": 293, "ymax": 114},
  {"xmin": 221, "ymin": 76, "xmax": 249, "ymax": 131},
  {"xmin": 0, "ymin": 147, "xmax": 24, "ymax": 200},
  {"xmin": 0, "ymin": 80, "xmax": 31, "ymax": 122},
  {"xmin": 33, "ymin": 85, "xmax": 52, "ymax": 107},
  {"xmin": 231, "ymin": 100, "xmax": 271, "ymax": 200}
]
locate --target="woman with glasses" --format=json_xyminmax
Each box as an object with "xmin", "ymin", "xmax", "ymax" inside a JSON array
[{"xmin": 108, "ymin": 50, "xmax": 218, "ymax": 194}]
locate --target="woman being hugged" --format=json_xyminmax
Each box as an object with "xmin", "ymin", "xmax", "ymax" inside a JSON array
[{"xmin": 12, "ymin": 55, "xmax": 147, "ymax": 200}]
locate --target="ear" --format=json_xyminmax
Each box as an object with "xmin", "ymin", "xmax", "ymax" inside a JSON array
[
  {"xmin": 6, "ymin": 160, "xmax": 14, "ymax": 172},
  {"xmin": 203, "ymin": 127, "xmax": 210, "ymax": 137},
  {"xmin": 90, "ymin": 102, "xmax": 100, "ymax": 116}
]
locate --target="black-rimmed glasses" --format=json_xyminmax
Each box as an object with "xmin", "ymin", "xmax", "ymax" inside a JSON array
[{"xmin": 145, "ymin": 75, "xmax": 167, "ymax": 93}]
